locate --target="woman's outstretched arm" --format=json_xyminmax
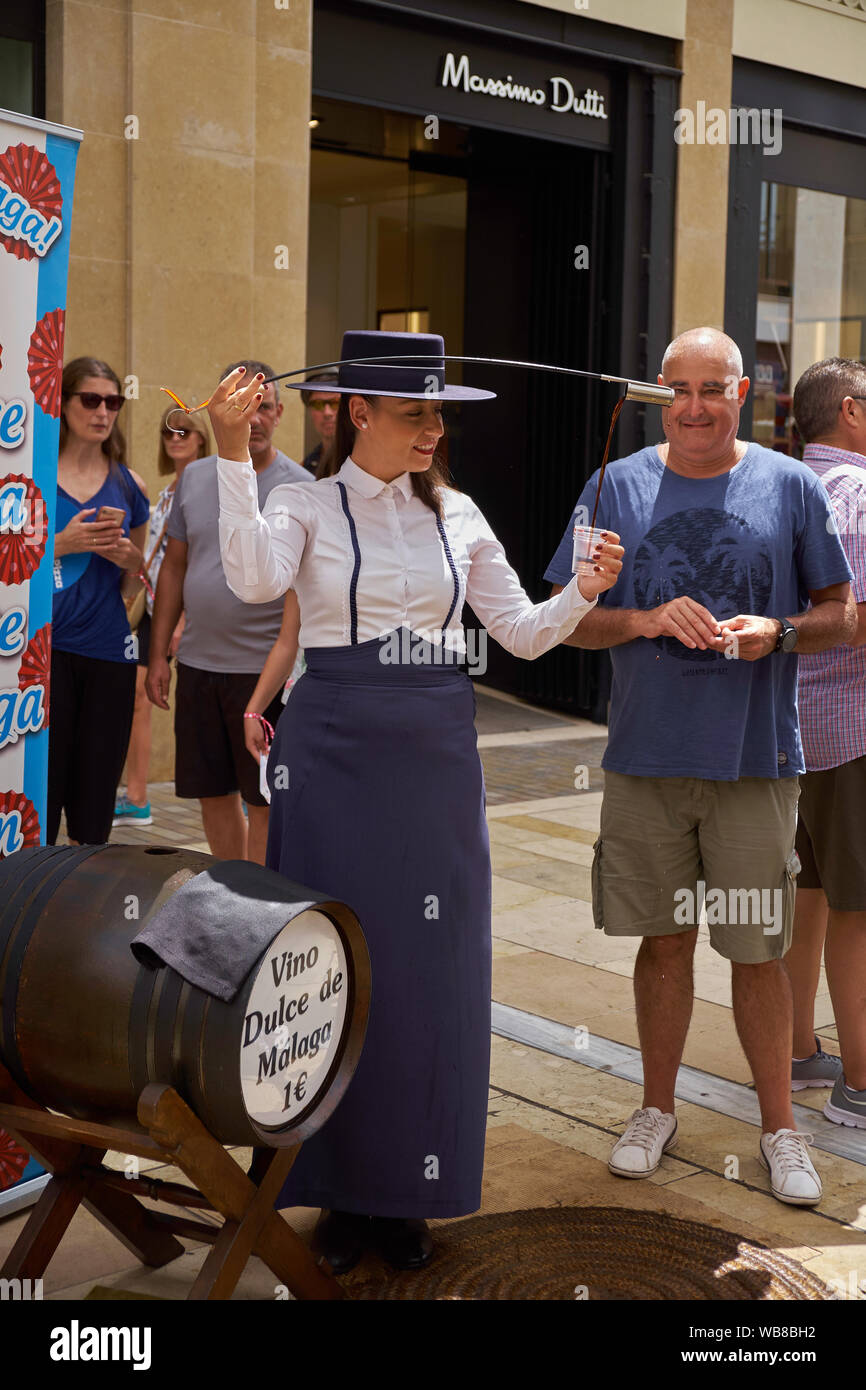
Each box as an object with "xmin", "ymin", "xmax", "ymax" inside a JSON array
[{"xmin": 466, "ymin": 502, "xmax": 623, "ymax": 660}]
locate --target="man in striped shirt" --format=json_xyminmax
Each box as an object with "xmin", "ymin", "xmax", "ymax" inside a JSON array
[{"xmin": 787, "ymin": 357, "xmax": 866, "ymax": 1128}]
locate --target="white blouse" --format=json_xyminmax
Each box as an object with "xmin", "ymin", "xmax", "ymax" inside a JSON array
[{"xmin": 217, "ymin": 454, "xmax": 596, "ymax": 660}]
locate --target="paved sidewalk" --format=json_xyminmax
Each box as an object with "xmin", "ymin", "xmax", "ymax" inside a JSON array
[{"xmin": 9, "ymin": 683, "xmax": 865, "ymax": 1300}]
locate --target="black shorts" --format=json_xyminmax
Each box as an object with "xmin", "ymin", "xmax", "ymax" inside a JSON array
[
  {"xmin": 796, "ymin": 754, "xmax": 866, "ymax": 910},
  {"xmin": 174, "ymin": 662, "xmax": 284, "ymax": 805}
]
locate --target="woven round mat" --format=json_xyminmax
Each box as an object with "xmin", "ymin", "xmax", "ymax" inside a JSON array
[{"xmin": 341, "ymin": 1207, "xmax": 834, "ymax": 1301}]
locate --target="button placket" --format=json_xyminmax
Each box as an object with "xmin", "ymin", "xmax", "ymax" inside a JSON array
[{"xmin": 396, "ymin": 497, "xmax": 410, "ymax": 624}]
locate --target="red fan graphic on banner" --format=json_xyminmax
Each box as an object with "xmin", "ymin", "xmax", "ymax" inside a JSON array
[
  {"xmin": 0, "ymin": 791, "xmax": 40, "ymax": 854},
  {"xmin": 0, "ymin": 475, "xmax": 46, "ymax": 585},
  {"xmin": 0, "ymin": 1129, "xmax": 30, "ymax": 1191},
  {"xmin": 18, "ymin": 624, "xmax": 50, "ymax": 725},
  {"xmin": 0, "ymin": 144, "xmax": 63, "ymax": 263},
  {"xmin": 27, "ymin": 309, "xmax": 65, "ymax": 418}
]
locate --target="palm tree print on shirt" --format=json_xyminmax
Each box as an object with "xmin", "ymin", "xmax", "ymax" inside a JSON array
[{"xmin": 633, "ymin": 509, "xmax": 773, "ymax": 663}]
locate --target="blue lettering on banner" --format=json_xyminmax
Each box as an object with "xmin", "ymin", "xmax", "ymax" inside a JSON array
[
  {"xmin": 0, "ymin": 180, "xmax": 63, "ymax": 255},
  {"xmin": 0, "ymin": 811, "xmax": 24, "ymax": 856},
  {"xmin": 0, "ymin": 685, "xmax": 46, "ymax": 749},
  {"xmin": 0, "ymin": 403, "xmax": 27, "ymax": 450},
  {"xmin": 0, "ymin": 482, "xmax": 28, "ymax": 529},
  {"xmin": 0, "ymin": 607, "xmax": 27, "ymax": 655}
]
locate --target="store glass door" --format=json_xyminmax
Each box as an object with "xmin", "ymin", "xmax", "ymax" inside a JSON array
[{"xmin": 755, "ymin": 183, "xmax": 866, "ymax": 454}]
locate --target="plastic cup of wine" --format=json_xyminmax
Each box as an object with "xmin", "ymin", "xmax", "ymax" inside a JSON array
[{"xmin": 572, "ymin": 524, "xmax": 607, "ymax": 576}]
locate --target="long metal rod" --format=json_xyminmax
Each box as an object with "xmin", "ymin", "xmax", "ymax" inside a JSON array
[
  {"xmin": 161, "ymin": 356, "xmax": 673, "ymax": 421},
  {"xmin": 261, "ymin": 353, "xmax": 647, "ymax": 390}
]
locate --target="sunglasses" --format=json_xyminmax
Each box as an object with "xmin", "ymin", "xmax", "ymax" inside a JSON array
[
  {"xmin": 307, "ymin": 398, "xmax": 340, "ymax": 413},
  {"xmin": 161, "ymin": 426, "xmax": 197, "ymax": 439},
  {"xmin": 70, "ymin": 391, "xmax": 124, "ymax": 412}
]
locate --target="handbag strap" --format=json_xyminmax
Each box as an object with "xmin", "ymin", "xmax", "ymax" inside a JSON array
[
  {"xmin": 142, "ymin": 513, "xmax": 170, "ymax": 579},
  {"xmin": 128, "ymin": 509, "xmax": 171, "ymax": 604}
]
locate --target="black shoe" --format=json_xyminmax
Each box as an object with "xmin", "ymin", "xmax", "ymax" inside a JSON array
[
  {"xmin": 311, "ymin": 1209, "xmax": 371, "ymax": 1274},
  {"xmin": 371, "ymin": 1217, "xmax": 434, "ymax": 1270}
]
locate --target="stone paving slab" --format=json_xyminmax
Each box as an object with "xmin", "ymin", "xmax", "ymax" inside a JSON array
[{"xmin": 472, "ymin": 686, "xmax": 587, "ymax": 735}]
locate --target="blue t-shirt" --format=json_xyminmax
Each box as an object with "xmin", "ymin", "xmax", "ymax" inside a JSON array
[
  {"xmin": 52, "ymin": 465, "xmax": 150, "ymax": 663},
  {"xmin": 544, "ymin": 444, "xmax": 853, "ymax": 780}
]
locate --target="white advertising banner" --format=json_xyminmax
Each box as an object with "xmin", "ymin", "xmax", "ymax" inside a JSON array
[{"xmin": 0, "ymin": 105, "xmax": 82, "ymax": 1214}]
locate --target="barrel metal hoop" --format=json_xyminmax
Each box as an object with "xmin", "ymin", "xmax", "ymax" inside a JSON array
[
  {"xmin": 0, "ymin": 846, "xmax": 72, "ymax": 966},
  {"xmin": 152, "ymin": 969, "xmax": 185, "ymax": 1085},
  {"xmin": 128, "ymin": 963, "xmax": 159, "ymax": 1100},
  {"xmin": 178, "ymin": 978, "xmax": 209, "ymax": 1117},
  {"xmin": 0, "ymin": 845, "xmax": 103, "ymax": 1093},
  {"xmin": 171, "ymin": 979, "xmax": 193, "ymax": 1092}
]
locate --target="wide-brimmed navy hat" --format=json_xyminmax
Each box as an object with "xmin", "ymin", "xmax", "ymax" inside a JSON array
[{"xmin": 286, "ymin": 331, "xmax": 496, "ymax": 401}]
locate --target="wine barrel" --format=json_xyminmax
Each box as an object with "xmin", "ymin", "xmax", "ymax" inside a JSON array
[{"xmin": 0, "ymin": 844, "xmax": 370, "ymax": 1146}]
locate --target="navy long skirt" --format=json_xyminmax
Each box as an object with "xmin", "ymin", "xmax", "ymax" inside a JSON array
[{"xmin": 266, "ymin": 631, "xmax": 492, "ymax": 1218}]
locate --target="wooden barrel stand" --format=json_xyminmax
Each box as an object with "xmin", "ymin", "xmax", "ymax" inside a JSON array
[{"xmin": 0, "ymin": 1062, "xmax": 346, "ymax": 1301}]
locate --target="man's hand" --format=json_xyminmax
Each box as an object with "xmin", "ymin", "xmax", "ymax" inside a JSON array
[
  {"xmin": 146, "ymin": 656, "xmax": 172, "ymax": 710},
  {"xmin": 640, "ymin": 596, "xmax": 722, "ymax": 650},
  {"xmin": 714, "ymin": 615, "xmax": 779, "ymax": 661}
]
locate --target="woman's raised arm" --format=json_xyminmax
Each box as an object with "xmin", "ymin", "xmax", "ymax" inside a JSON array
[{"xmin": 209, "ymin": 366, "xmax": 309, "ymax": 602}]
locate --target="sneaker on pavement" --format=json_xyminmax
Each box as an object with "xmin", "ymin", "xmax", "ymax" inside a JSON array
[
  {"xmin": 824, "ymin": 1075, "xmax": 866, "ymax": 1129},
  {"xmin": 791, "ymin": 1036, "xmax": 842, "ymax": 1091},
  {"xmin": 609, "ymin": 1107, "xmax": 677, "ymax": 1178},
  {"xmin": 759, "ymin": 1129, "xmax": 822, "ymax": 1206},
  {"xmin": 112, "ymin": 793, "xmax": 153, "ymax": 827}
]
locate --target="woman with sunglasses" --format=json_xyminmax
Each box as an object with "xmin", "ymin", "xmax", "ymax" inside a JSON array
[
  {"xmin": 114, "ymin": 407, "xmax": 212, "ymax": 827},
  {"xmin": 212, "ymin": 330, "xmax": 624, "ymax": 1274},
  {"xmin": 48, "ymin": 357, "xmax": 150, "ymax": 845}
]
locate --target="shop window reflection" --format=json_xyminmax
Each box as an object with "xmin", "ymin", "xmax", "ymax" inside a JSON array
[{"xmin": 756, "ymin": 181, "xmax": 866, "ymax": 456}]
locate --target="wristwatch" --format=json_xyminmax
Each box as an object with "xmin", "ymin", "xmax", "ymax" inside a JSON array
[{"xmin": 774, "ymin": 619, "xmax": 798, "ymax": 653}]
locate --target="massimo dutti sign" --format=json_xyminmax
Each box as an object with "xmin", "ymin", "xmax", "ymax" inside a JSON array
[
  {"xmin": 313, "ymin": 5, "xmax": 613, "ymax": 150},
  {"xmin": 439, "ymin": 52, "xmax": 608, "ymax": 123}
]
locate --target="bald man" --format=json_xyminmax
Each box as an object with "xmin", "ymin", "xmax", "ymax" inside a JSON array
[{"xmin": 545, "ymin": 328, "xmax": 855, "ymax": 1207}]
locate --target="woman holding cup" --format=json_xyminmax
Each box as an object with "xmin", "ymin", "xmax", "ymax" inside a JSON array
[
  {"xmin": 211, "ymin": 331, "xmax": 623, "ymax": 1272},
  {"xmin": 49, "ymin": 357, "xmax": 149, "ymax": 845}
]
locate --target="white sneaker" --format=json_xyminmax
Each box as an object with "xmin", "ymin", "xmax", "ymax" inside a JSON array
[
  {"xmin": 759, "ymin": 1129, "xmax": 822, "ymax": 1206},
  {"xmin": 609, "ymin": 1107, "xmax": 677, "ymax": 1178}
]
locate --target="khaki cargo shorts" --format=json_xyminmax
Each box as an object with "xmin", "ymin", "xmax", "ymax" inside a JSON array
[{"xmin": 591, "ymin": 772, "xmax": 801, "ymax": 963}]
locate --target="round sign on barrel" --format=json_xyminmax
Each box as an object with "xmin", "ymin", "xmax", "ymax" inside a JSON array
[
  {"xmin": 241, "ymin": 910, "xmax": 350, "ymax": 1133},
  {"xmin": 0, "ymin": 846, "xmax": 371, "ymax": 1149}
]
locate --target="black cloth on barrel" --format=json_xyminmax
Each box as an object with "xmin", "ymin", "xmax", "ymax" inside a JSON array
[{"xmin": 130, "ymin": 860, "xmax": 321, "ymax": 1002}]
